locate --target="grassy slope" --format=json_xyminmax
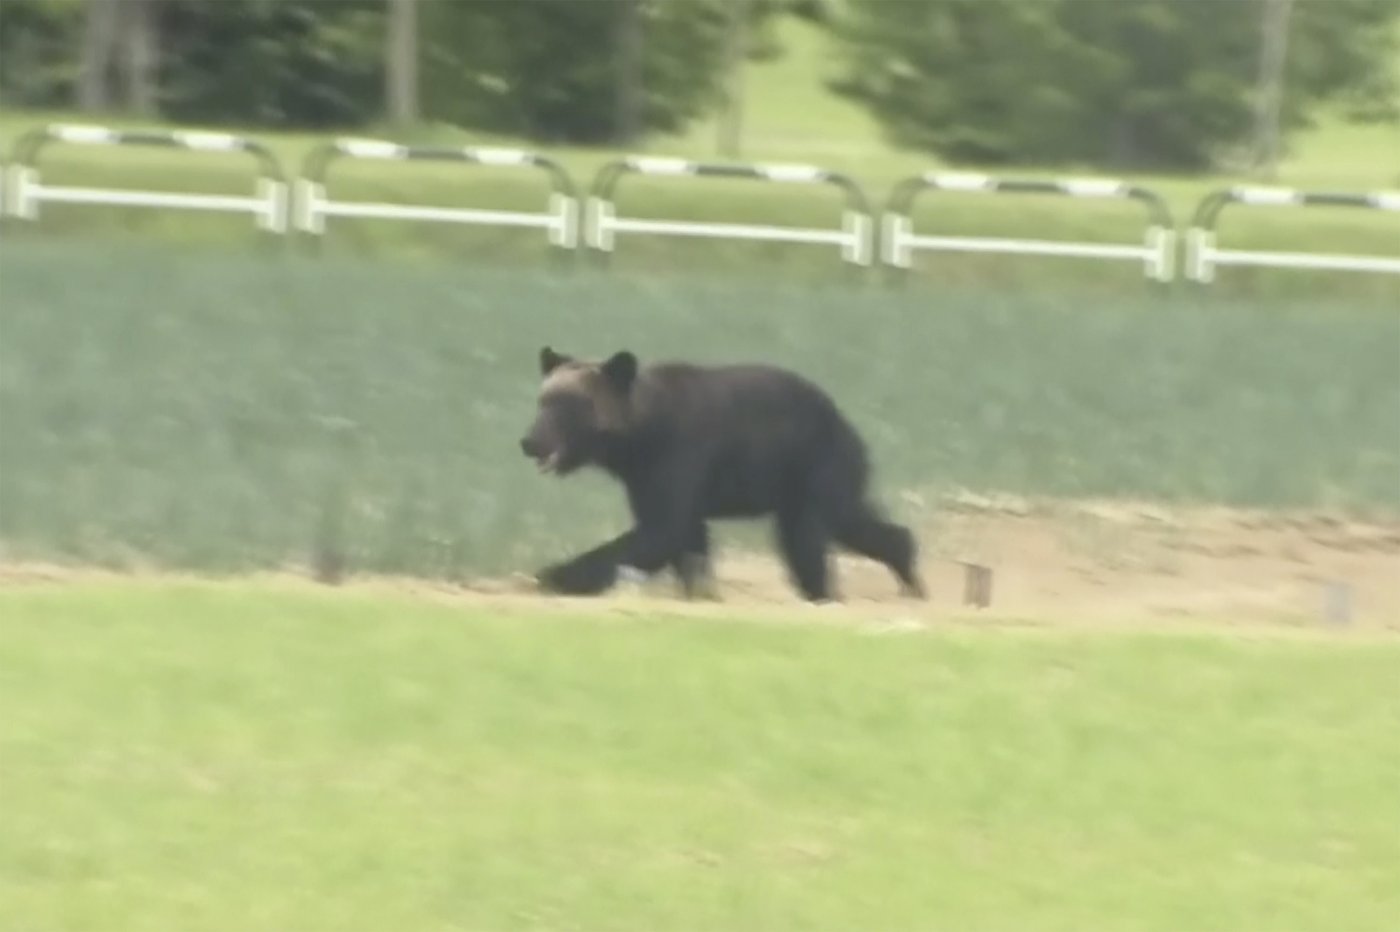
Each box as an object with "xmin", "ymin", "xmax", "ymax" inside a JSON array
[
  {"xmin": 2, "ymin": 237, "xmax": 1397, "ymax": 576},
  {"xmin": 1, "ymin": 18, "xmax": 1396, "ymax": 282},
  {"xmin": 2, "ymin": 582, "xmax": 1398, "ymax": 932}
]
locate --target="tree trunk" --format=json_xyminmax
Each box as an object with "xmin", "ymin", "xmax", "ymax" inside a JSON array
[
  {"xmin": 385, "ymin": 0, "xmax": 420, "ymax": 127},
  {"xmin": 1107, "ymin": 116, "xmax": 1140, "ymax": 168},
  {"xmin": 718, "ymin": 0, "xmax": 751, "ymax": 158},
  {"xmin": 1253, "ymin": 0, "xmax": 1295, "ymax": 179},
  {"xmin": 614, "ymin": 0, "xmax": 644, "ymax": 145},
  {"xmin": 78, "ymin": 0, "xmax": 121, "ymax": 112},
  {"xmin": 120, "ymin": 0, "xmax": 158, "ymax": 116}
]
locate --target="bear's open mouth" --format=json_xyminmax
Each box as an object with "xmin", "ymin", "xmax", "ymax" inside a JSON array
[{"xmin": 536, "ymin": 451, "xmax": 561, "ymax": 474}]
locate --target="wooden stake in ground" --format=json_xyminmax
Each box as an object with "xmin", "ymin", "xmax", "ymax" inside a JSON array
[{"xmin": 961, "ymin": 562, "xmax": 994, "ymax": 609}]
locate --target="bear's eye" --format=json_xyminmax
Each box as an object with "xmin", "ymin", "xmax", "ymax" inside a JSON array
[{"xmin": 543, "ymin": 393, "xmax": 591, "ymax": 421}]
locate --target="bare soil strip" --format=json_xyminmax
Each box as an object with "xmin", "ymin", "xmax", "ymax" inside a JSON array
[{"xmin": 5, "ymin": 498, "xmax": 1397, "ymax": 634}]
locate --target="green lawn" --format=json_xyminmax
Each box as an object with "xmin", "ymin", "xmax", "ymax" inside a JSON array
[{"xmin": 1, "ymin": 581, "xmax": 1398, "ymax": 931}]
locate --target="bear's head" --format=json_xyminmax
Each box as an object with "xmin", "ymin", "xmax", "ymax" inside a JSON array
[{"xmin": 520, "ymin": 346, "xmax": 638, "ymax": 476}]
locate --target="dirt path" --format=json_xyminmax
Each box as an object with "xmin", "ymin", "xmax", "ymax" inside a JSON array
[
  {"xmin": 702, "ymin": 495, "xmax": 1400, "ymax": 629},
  {"xmin": 3, "ymin": 497, "xmax": 1398, "ymax": 631}
]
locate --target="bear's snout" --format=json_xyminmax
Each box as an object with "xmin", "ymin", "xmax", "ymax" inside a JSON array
[{"xmin": 521, "ymin": 434, "xmax": 562, "ymax": 474}]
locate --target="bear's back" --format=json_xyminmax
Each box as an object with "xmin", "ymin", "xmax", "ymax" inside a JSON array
[
  {"xmin": 638, "ymin": 361, "xmax": 840, "ymax": 430},
  {"xmin": 628, "ymin": 361, "xmax": 860, "ymax": 514}
]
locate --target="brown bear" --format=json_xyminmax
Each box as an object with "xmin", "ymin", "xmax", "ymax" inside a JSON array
[{"xmin": 519, "ymin": 346, "xmax": 927, "ymax": 603}]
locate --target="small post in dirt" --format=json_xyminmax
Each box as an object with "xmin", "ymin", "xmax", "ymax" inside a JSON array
[
  {"xmin": 1322, "ymin": 580, "xmax": 1353, "ymax": 627},
  {"xmin": 312, "ymin": 416, "xmax": 359, "ymax": 586},
  {"xmin": 960, "ymin": 562, "xmax": 994, "ymax": 609}
]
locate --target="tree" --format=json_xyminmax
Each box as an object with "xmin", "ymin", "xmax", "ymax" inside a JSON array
[
  {"xmin": 421, "ymin": 0, "xmax": 731, "ymax": 144},
  {"xmin": 614, "ymin": 0, "xmax": 645, "ymax": 144},
  {"xmin": 385, "ymin": 0, "xmax": 418, "ymax": 127},
  {"xmin": 158, "ymin": 0, "xmax": 382, "ymax": 129},
  {"xmin": 831, "ymin": 0, "xmax": 1400, "ymax": 170},
  {"xmin": 3, "ymin": 0, "xmax": 156, "ymax": 115},
  {"xmin": 6, "ymin": 0, "xmax": 740, "ymax": 142},
  {"xmin": 1253, "ymin": 0, "xmax": 1296, "ymax": 178},
  {"xmin": 1287, "ymin": 0, "xmax": 1400, "ymax": 124},
  {"xmin": 717, "ymin": 0, "xmax": 753, "ymax": 157},
  {"xmin": 118, "ymin": 0, "xmax": 158, "ymax": 115},
  {"xmin": 716, "ymin": 0, "xmax": 788, "ymax": 157},
  {"xmin": 77, "ymin": 0, "xmax": 119, "ymax": 111},
  {"xmin": 0, "ymin": 0, "xmax": 86, "ymax": 109}
]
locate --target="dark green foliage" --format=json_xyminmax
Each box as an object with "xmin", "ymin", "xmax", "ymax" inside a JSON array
[
  {"xmin": 3, "ymin": 0, "xmax": 1392, "ymax": 153},
  {"xmin": 0, "ymin": 0, "xmax": 83, "ymax": 108},
  {"xmin": 0, "ymin": 0, "xmax": 385, "ymax": 128},
  {"xmin": 0, "ymin": 0, "xmax": 741, "ymax": 140},
  {"xmin": 1288, "ymin": 0, "xmax": 1400, "ymax": 123},
  {"xmin": 832, "ymin": 0, "xmax": 1400, "ymax": 169},
  {"xmin": 158, "ymin": 0, "xmax": 383, "ymax": 129},
  {"xmin": 420, "ymin": 0, "xmax": 731, "ymax": 143}
]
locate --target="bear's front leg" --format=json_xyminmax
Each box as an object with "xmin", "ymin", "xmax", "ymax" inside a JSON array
[
  {"xmin": 671, "ymin": 522, "xmax": 718, "ymax": 600},
  {"xmin": 536, "ymin": 530, "xmax": 633, "ymax": 596},
  {"xmin": 674, "ymin": 551, "xmax": 718, "ymax": 600}
]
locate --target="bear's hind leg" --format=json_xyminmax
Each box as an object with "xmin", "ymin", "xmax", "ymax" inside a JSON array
[
  {"xmin": 775, "ymin": 505, "xmax": 834, "ymax": 602},
  {"xmin": 830, "ymin": 505, "xmax": 927, "ymax": 599}
]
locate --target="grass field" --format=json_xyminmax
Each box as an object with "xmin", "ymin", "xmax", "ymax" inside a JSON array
[
  {"xmin": 2, "ymin": 236, "xmax": 1397, "ymax": 581},
  {"xmin": 1, "ymin": 580, "xmax": 1398, "ymax": 932},
  {"xmin": 2, "ymin": 18, "xmax": 1397, "ymax": 294}
]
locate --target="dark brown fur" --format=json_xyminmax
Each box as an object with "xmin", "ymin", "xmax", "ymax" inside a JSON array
[{"xmin": 520, "ymin": 346, "xmax": 926, "ymax": 602}]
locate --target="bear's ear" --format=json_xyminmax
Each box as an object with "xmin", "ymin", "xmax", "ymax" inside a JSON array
[
  {"xmin": 540, "ymin": 346, "xmax": 571, "ymax": 376},
  {"xmin": 601, "ymin": 350, "xmax": 638, "ymax": 392}
]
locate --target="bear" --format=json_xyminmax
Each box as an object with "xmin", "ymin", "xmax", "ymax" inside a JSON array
[{"xmin": 518, "ymin": 346, "xmax": 927, "ymax": 603}]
